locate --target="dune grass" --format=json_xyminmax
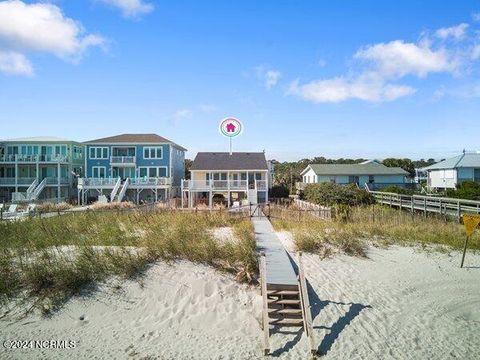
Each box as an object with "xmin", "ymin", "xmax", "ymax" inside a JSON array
[
  {"xmin": 0, "ymin": 210, "xmax": 256, "ymax": 313},
  {"xmin": 272, "ymin": 205, "xmax": 480, "ymax": 258}
]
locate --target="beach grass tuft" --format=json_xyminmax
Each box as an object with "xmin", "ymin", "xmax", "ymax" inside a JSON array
[{"xmin": 0, "ymin": 210, "xmax": 256, "ymax": 312}]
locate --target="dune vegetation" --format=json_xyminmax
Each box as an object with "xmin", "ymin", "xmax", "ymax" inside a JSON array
[
  {"xmin": 0, "ymin": 210, "xmax": 256, "ymax": 313},
  {"xmin": 271, "ymin": 205, "xmax": 480, "ymax": 258}
]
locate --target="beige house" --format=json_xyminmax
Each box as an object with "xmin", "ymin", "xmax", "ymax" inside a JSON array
[{"xmin": 181, "ymin": 152, "xmax": 270, "ymax": 208}]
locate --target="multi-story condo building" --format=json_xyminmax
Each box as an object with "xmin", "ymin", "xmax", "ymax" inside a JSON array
[
  {"xmin": 181, "ymin": 152, "xmax": 271, "ymax": 208},
  {"xmin": 0, "ymin": 137, "xmax": 84, "ymax": 203},
  {"xmin": 78, "ymin": 134, "xmax": 186, "ymax": 204}
]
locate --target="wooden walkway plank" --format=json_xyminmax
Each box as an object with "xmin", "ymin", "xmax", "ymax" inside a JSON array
[
  {"xmin": 298, "ymin": 252, "xmax": 317, "ymax": 357},
  {"xmin": 260, "ymin": 253, "xmax": 270, "ymax": 356}
]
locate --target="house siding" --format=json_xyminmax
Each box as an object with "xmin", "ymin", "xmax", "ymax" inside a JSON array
[{"xmin": 85, "ymin": 144, "xmax": 173, "ymax": 178}]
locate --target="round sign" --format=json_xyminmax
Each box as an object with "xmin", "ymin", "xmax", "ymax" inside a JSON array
[{"xmin": 219, "ymin": 117, "xmax": 242, "ymax": 138}]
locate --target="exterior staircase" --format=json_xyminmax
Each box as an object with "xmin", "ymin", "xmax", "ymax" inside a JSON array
[
  {"xmin": 110, "ymin": 177, "xmax": 121, "ymax": 202},
  {"xmin": 266, "ymin": 288, "xmax": 304, "ymax": 328},
  {"xmin": 29, "ymin": 178, "xmax": 47, "ymax": 201},
  {"xmin": 115, "ymin": 178, "xmax": 130, "ymax": 202}
]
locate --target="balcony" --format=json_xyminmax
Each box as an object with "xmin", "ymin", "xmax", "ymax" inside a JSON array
[
  {"xmin": 79, "ymin": 177, "xmax": 171, "ymax": 189},
  {"xmin": 0, "ymin": 177, "xmax": 36, "ymax": 186},
  {"xmin": 182, "ymin": 179, "xmax": 267, "ymax": 191},
  {"xmin": 0, "ymin": 154, "xmax": 70, "ymax": 163},
  {"xmin": 110, "ymin": 156, "xmax": 136, "ymax": 166}
]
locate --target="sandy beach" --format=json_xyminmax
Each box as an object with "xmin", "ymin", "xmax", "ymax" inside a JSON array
[{"xmin": 1, "ymin": 234, "xmax": 479, "ymax": 359}]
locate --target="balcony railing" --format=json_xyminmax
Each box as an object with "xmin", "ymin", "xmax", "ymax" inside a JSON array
[
  {"xmin": 79, "ymin": 177, "xmax": 171, "ymax": 188},
  {"xmin": 110, "ymin": 156, "xmax": 136, "ymax": 164},
  {"xmin": 0, "ymin": 154, "xmax": 70, "ymax": 163},
  {"xmin": 0, "ymin": 177, "xmax": 36, "ymax": 185},
  {"xmin": 45, "ymin": 177, "xmax": 70, "ymax": 185},
  {"xmin": 130, "ymin": 177, "xmax": 171, "ymax": 186},
  {"xmin": 182, "ymin": 179, "xmax": 267, "ymax": 191}
]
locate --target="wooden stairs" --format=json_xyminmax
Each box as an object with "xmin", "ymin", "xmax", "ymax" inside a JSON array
[{"xmin": 260, "ymin": 252, "xmax": 317, "ymax": 357}]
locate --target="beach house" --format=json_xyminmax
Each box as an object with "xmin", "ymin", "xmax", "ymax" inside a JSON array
[
  {"xmin": 181, "ymin": 152, "xmax": 270, "ymax": 208},
  {"xmin": 300, "ymin": 160, "xmax": 409, "ymax": 190},
  {"xmin": 78, "ymin": 134, "xmax": 186, "ymax": 204},
  {"xmin": 0, "ymin": 137, "xmax": 84, "ymax": 203},
  {"xmin": 423, "ymin": 152, "xmax": 480, "ymax": 190}
]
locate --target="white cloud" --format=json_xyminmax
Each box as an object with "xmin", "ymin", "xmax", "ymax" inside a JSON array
[
  {"xmin": 198, "ymin": 104, "xmax": 216, "ymax": 113},
  {"xmin": 472, "ymin": 13, "xmax": 480, "ymax": 22},
  {"xmin": 0, "ymin": 1, "xmax": 104, "ymax": 75},
  {"xmin": 0, "ymin": 50, "xmax": 33, "ymax": 76},
  {"xmin": 290, "ymin": 28, "xmax": 469, "ymax": 104},
  {"xmin": 97, "ymin": 0, "xmax": 154, "ymax": 17},
  {"xmin": 173, "ymin": 109, "xmax": 193, "ymax": 120},
  {"xmin": 288, "ymin": 76, "xmax": 416, "ymax": 103},
  {"xmin": 354, "ymin": 40, "xmax": 457, "ymax": 78},
  {"xmin": 472, "ymin": 44, "xmax": 480, "ymax": 60},
  {"xmin": 435, "ymin": 23, "xmax": 469, "ymax": 40},
  {"xmin": 255, "ymin": 66, "xmax": 282, "ymax": 89}
]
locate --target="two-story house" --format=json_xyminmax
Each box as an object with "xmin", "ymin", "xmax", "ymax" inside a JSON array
[
  {"xmin": 78, "ymin": 134, "xmax": 186, "ymax": 204},
  {"xmin": 181, "ymin": 152, "xmax": 271, "ymax": 208},
  {"xmin": 0, "ymin": 137, "xmax": 84, "ymax": 203}
]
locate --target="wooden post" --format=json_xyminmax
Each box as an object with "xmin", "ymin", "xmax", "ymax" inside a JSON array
[
  {"xmin": 298, "ymin": 252, "xmax": 316, "ymax": 356},
  {"xmin": 260, "ymin": 253, "xmax": 270, "ymax": 355},
  {"xmin": 457, "ymin": 201, "xmax": 461, "ymax": 223},
  {"xmin": 461, "ymin": 236, "xmax": 469, "ymax": 268}
]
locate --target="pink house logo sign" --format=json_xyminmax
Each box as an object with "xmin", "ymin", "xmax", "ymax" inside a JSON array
[{"xmin": 219, "ymin": 117, "xmax": 242, "ymax": 138}]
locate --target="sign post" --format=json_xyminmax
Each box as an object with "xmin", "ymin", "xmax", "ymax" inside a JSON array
[
  {"xmin": 219, "ymin": 117, "xmax": 242, "ymax": 155},
  {"xmin": 461, "ymin": 214, "xmax": 480, "ymax": 268}
]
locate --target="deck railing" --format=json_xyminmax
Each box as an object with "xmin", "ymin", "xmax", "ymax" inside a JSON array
[
  {"xmin": 110, "ymin": 156, "xmax": 136, "ymax": 164},
  {"xmin": 182, "ymin": 179, "xmax": 267, "ymax": 191},
  {"xmin": 79, "ymin": 177, "xmax": 171, "ymax": 188},
  {"xmin": 368, "ymin": 189, "xmax": 480, "ymax": 221},
  {"xmin": 0, "ymin": 154, "xmax": 70, "ymax": 163}
]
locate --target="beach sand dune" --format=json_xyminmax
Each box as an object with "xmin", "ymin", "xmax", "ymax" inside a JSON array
[{"xmin": 1, "ymin": 236, "xmax": 479, "ymax": 359}]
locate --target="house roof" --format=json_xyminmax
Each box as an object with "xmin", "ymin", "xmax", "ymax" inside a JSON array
[
  {"xmin": 84, "ymin": 133, "xmax": 187, "ymax": 151},
  {"xmin": 422, "ymin": 153, "xmax": 480, "ymax": 171},
  {"xmin": 1, "ymin": 136, "xmax": 78, "ymax": 143},
  {"xmin": 302, "ymin": 163, "xmax": 408, "ymax": 176},
  {"xmin": 191, "ymin": 152, "xmax": 268, "ymax": 171}
]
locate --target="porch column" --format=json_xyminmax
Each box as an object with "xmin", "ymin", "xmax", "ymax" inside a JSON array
[
  {"xmin": 14, "ymin": 157, "xmax": 18, "ymax": 193},
  {"xmin": 227, "ymin": 171, "xmax": 231, "ymax": 208},
  {"xmin": 57, "ymin": 162, "xmax": 61, "ymax": 202},
  {"xmin": 209, "ymin": 190, "xmax": 213, "ymax": 209}
]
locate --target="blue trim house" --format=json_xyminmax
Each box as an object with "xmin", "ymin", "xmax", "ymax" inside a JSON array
[
  {"xmin": 423, "ymin": 152, "xmax": 480, "ymax": 189},
  {"xmin": 78, "ymin": 133, "xmax": 186, "ymax": 204},
  {"xmin": 300, "ymin": 160, "xmax": 409, "ymax": 190}
]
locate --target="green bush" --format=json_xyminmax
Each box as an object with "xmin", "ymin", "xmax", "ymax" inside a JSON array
[
  {"xmin": 269, "ymin": 184, "xmax": 290, "ymax": 198},
  {"xmin": 380, "ymin": 185, "xmax": 415, "ymax": 195},
  {"xmin": 303, "ymin": 183, "xmax": 374, "ymax": 207},
  {"xmin": 447, "ymin": 181, "xmax": 480, "ymax": 200}
]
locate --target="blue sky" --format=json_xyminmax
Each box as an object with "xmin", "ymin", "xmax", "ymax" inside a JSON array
[{"xmin": 1, "ymin": 0, "xmax": 480, "ymax": 161}]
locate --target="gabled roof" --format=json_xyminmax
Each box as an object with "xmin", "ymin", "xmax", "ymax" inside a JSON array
[
  {"xmin": 302, "ymin": 162, "xmax": 408, "ymax": 176},
  {"xmin": 191, "ymin": 152, "xmax": 268, "ymax": 171},
  {"xmin": 84, "ymin": 133, "xmax": 187, "ymax": 151},
  {"xmin": 423, "ymin": 153, "xmax": 480, "ymax": 171}
]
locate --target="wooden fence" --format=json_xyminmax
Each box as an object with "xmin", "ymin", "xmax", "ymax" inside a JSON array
[{"xmin": 369, "ymin": 190, "xmax": 480, "ymax": 222}]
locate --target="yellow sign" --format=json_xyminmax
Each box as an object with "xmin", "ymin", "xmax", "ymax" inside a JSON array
[{"xmin": 463, "ymin": 214, "xmax": 480, "ymax": 236}]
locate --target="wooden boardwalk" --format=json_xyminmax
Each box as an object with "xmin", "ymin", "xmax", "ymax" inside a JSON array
[
  {"xmin": 252, "ymin": 210, "xmax": 317, "ymax": 357},
  {"xmin": 369, "ymin": 190, "xmax": 480, "ymax": 221},
  {"xmin": 252, "ymin": 215, "xmax": 298, "ymax": 290}
]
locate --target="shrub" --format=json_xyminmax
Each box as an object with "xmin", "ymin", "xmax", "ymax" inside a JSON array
[
  {"xmin": 380, "ymin": 185, "xmax": 415, "ymax": 195},
  {"xmin": 36, "ymin": 202, "xmax": 73, "ymax": 214},
  {"xmin": 447, "ymin": 181, "xmax": 480, "ymax": 200},
  {"xmin": 303, "ymin": 183, "xmax": 374, "ymax": 207},
  {"xmin": 270, "ymin": 185, "xmax": 290, "ymax": 198}
]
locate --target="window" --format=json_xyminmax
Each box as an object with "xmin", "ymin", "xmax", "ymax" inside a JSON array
[
  {"xmin": 73, "ymin": 146, "xmax": 83, "ymax": 160},
  {"xmin": 143, "ymin": 147, "xmax": 163, "ymax": 159},
  {"xmin": 89, "ymin": 147, "xmax": 108, "ymax": 159},
  {"xmin": 369, "ymin": 175, "xmax": 374, "ymax": 183},
  {"xmin": 138, "ymin": 167, "xmax": 168, "ymax": 178},
  {"xmin": 330, "ymin": 176, "xmax": 336, "ymax": 183},
  {"xmin": 92, "ymin": 166, "xmax": 106, "ymax": 178}
]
